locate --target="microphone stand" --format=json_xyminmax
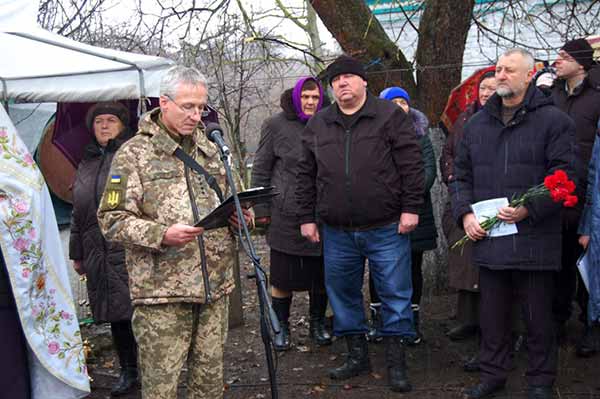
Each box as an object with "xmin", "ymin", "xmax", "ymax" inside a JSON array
[{"xmin": 216, "ymin": 147, "xmax": 280, "ymax": 399}]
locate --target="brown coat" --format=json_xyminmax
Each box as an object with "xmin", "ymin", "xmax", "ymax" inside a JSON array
[
  {"xmin": 442, "ymin": 200, "xmax": 478, "ymax": 291},
  {"xmin": 441, "ymin": 104, "xmax": 479, "ymax": 291}
]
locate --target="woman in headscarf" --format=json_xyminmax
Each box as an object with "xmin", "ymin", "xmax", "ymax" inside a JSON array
[
  {"xmin": 440, "ymin": 70, "xmax": 496, "ymax": 371},
  {"xmin": 251, "ymin": 77, "xmax": 331, "ymax": 351},
  {"xmin": 367, "ymin": 87, "xmax": 438, "ymax": 345},
  {"xmin": 69, "ymin": 102, "xmax": 137, "ymax": 396}
]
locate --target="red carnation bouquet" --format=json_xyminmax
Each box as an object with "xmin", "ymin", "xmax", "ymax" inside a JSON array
[{"xmin": 451, "ymin": 170, "xmax": 577, "ymax": 250}]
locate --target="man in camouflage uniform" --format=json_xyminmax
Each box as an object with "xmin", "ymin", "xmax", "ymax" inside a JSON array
[{"xmin": 98, "ymin": 66, "xmax": 250, "ymax": 399}]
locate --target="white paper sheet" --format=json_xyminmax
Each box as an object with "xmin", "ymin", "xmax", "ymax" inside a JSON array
[
  {"xmin": 471, "ymin": 197, "xmax": 518, "ymax": 238},
  {"xmin": 577, "ymin": 250, "xmax": 590, "ymax": 292}
]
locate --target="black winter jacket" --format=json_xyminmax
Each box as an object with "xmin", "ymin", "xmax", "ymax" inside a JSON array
[
  {"xmin": 251, "ymin": 89, "xmax": 321, "ymax": 256},
  {"xmin": 296, "ymin": 93, "xmax": 424, "ymax": 229},
  {"xmin": 450, "ymin": 85, "xmax": 577, "ymax": 271},
  {"xmin": 551, "ymin": 66, "xmax": 600, "ymax": 226},
  {"xmin": 407, "ymin": 109, "xmax": 437, "ymax": 251},
  {"xmin": 69, "ymin": 135, "xmax": 132, "ymax": 322}
]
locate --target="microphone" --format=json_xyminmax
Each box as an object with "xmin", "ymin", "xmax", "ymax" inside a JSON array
[{"xmin": 204, "ymin": 123, "xmax": 230, "ymax": 156}]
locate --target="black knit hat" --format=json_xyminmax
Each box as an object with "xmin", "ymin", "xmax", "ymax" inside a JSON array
[
  {"xmin": 561, "ymin": 38, "xmax": 594, "ymax": 71},
  {"xmin": 326, "ymin": 55, "xmax": 367, "ymax": 85},
  {"xmin": 86, "ymin": 102, "xmax": 130, "ymax": 131}
]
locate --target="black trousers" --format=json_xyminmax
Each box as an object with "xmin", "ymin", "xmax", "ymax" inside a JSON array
[
  {"xmin": 457, "ymin": 289, "xmax": 480, "ymax": 326},
  {"xmin": 479, "ymin": 267, "xmax": 557, "ymax": 387},
  {"xmin": 0, "ymin": 250, "xmax": 30, "ymax": 399},
  {"xmin": 369, "ymin": 250, "xmax": 423, "ymax": 306},
  {"xmin": 111, "ymin": 320, "xmax": 138, "ymax": 370},
  {"xmin": 553, "ymin": 223, "xmax": 588, "ymax": 324}
]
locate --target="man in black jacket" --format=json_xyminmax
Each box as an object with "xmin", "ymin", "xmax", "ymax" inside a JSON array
[
  {"xmin": 451, "ymin": 48, "xmax": 577, "ymax": 399},
  {"xmin": 551, "ymin": 38, "xmax": 600, "ymax": 357},
  {"xmin": 295, "ymin": 55, "xmax": 424, "ymax": 393}
]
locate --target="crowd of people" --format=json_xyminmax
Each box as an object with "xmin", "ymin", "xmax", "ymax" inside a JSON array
[
  {"xmin": 253, "ymin": 39, "xmax": 599, "ymax": 399},
  {"xmin": 2, "ymin": 36, "xmax": 598, "ymax": 399}
]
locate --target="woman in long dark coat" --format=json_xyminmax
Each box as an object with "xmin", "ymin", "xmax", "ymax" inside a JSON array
[
  {"xmin": 440, "ymin": 71, "xmax": 497, "ymax": 344},
  {"xmin": 251, "ymin": 77, "xmax": 331, "ymax": 351},
  {"xmin": 368, "ymin": 87, "xmax": 438, "ymax": 345},
  {"xmin": 69, "ymin": 102, "xmax": 137, "ymax": 396}
]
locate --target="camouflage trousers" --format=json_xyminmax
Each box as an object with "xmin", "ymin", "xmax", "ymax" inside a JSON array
[{"xmin": 132, "ymin": 296, "xmax": 229, "ymax": 399}]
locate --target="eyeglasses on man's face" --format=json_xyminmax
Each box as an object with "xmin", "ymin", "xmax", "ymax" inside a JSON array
[{"xmin": 164, "ymin": 95, "xmax": 210, "ymax": 118}]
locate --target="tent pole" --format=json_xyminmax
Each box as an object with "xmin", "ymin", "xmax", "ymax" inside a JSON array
[{"xmin": 1, "ymin": 78, "xmax": 7, "ymax": 111}]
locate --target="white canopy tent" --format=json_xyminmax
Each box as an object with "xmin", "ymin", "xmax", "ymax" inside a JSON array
[{"xmin": 0, "ymin": 0, "xmax": 175, "ymax": 103}]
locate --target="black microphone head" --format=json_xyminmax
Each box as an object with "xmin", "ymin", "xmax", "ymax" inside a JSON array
[{"xmin": 205, "ymin": 122, "xmax": 223, "ymax": 143}]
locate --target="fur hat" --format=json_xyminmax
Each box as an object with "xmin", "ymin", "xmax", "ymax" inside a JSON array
[
  {"xmin": 86, "ymin": 102, "xmax": 130, "ymax": 131},
  {"xmin": 561, "ymin": 38, "xmax": 594, "ymax": 71},
  {"xmin": 326, "ymin": 55, "xmax": 367, "ymax": 85}
]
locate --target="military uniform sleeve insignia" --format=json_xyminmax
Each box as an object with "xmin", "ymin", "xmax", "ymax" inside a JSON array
[{"xmin": 100, "ymin": 174, "xmax": 127, "ymax": 211}]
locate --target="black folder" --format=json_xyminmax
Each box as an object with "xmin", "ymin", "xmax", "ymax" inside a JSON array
[{"xmin": 194, "ymin": 186, "xmax": 279, "ymax": 230}]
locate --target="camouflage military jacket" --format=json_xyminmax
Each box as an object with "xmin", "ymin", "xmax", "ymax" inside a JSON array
[{"xmin": 97, "ymin": 108, "xmax": 240, "ymax": 306}]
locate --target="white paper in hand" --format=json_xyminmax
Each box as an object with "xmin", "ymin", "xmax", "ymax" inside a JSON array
[
  {"xmin": 471, "ymin": 197, "xmax": 518, "ymax": 238},
  {"xmin": 577, "ymin": 250, "xmax": 590, "ymax": 292}
]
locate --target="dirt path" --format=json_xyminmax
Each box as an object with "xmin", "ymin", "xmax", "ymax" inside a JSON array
[{"xmin": 85, "ymin": 253, "xmax": 600, "ymax": 399}]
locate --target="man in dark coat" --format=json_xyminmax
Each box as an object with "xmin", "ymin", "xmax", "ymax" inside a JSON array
[
  {"xmin": 551, "ymin": 38, "xmax": 600, "ymax": 357},
  {"xmin": 251, "ymin": 77, "xmax": 331, "ymax": 351},
  {"xmin": 296, "ymin": 55, "xmax": 424, "ymax": 393},
  {"xmin": 451, "ymin": 48, "xmax": 577, "ymax": 399}
]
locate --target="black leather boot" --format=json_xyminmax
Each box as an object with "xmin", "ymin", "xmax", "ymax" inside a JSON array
[
  {"xmin": 328, "ymin": 334, "xmax": 371, "ymax": 380},
  {"xmin": 527, "ymin": 385, "xmax": 553, "ymax": 399},
  {"xmin": 272, "ymin": 296, "xmax": 292, "ymax": 351},
  {"xmin": 463, "ymin": 354, "xmax": 481, "ymax": 372},
  {"xmin": 309, "ymin": 290, "xmax": 332, "ymax": 346},
  {"xmin": 576, "ymin": 321, "xmax": 600, "ymax": 358},
  {"xmin": 111, "ymin": 367, "xmax": 138, "ymax": 397},
  {"xmin": 367, "ymin": 303, "xmax": 383, "ymax": 343},
  {"xmin": 384, "ymin": 336, "xmax": 412, "ymax": 392},
  {"xmin": 110, "ymin": 321, "xmax": 139, "ymax": 396}
]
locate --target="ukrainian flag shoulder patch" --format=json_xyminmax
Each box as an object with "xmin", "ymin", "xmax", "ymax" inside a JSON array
[{"xmin": 110, "ymin": 175, "xmax": 121, "ymax": 184}]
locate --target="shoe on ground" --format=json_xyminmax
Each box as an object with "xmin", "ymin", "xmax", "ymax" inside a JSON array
[
  {"xmin": 463, "ymin": 381, "xmax": 505, "ymax": 399},
  {"xmin": 385, "ymin": 336, "xmax": 412, "ymax": 392},
  {"xmin": 575, "ymin": 322, "xmax": 600, "ymax": 358},
  {"xmin": 528, "ymin": 385, "xmax": 554, "ymax": 399},
  {"xmin": 513, "ymin": 333, "xmax": 528, "ymax": 353},
  {"xmin": 447, "ymin": 324, "xmax": 478, "ymax": 341},
  {"xmin": 328, "ymin": 335, "xmax": 371, "ymax": 380},
  {"xmin": 273, "ymin": 323, "xmax": 291, "ymax": 351},
  {"xmin": 309, "ymin": 318, "xmax": 332, "ymax": 346},
  {"xmin": 110, "ymin": 368, "xmax": 138, "ymax": 397},
  {"xmin": 463, "ymin": 355, "xmax": 480, "ymax": 373}
]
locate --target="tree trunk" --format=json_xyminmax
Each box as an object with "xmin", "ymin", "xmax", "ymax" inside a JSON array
[
  {"xmin": 306, "ymin": 0, "xmax": 325, "ymax": 72},
  {"xmin": 415, "ymin": 0, "xmax": 474, "ymax": 122},
  {"xmin": 310, "ymin": 0, "xmax": 474, "ymax": 123},
  {"xmin": 310, "ymin": 0, "xmax": 417, "ymax": 97}
]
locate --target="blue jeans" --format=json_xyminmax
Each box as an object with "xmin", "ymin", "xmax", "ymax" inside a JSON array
[{"xmin": 323, "ymin": 223, "xmax": 415, "ymax": 337}]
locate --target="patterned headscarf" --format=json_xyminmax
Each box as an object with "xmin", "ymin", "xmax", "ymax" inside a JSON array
[{"xmin": 291, "ymin": 77, "xmax": 324, "ymax": 122}]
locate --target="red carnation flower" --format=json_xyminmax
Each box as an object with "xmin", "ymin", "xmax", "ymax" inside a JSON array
[{"xmin": 564, "ymin": 195, "xmax": 578, "ymax": 207}]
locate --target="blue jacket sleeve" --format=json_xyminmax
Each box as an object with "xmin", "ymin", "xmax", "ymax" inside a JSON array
[{"xmin": 579, "ymin": 135, "xmax": 600, "ymax": 235}]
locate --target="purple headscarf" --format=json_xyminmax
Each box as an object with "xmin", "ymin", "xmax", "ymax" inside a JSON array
[{"xmin": 291, "ymin": 77, "xmax": 324, "ymax": 122}]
